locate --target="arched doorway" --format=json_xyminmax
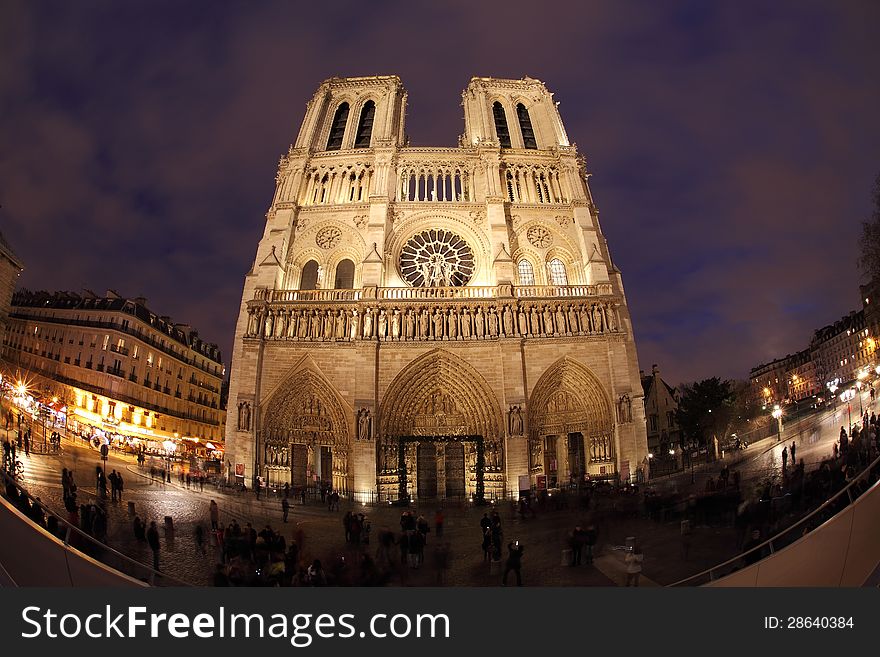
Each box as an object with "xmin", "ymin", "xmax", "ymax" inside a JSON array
[
  {"xmin": 528, "ymin": 357, "xmax": 615, "ymax": 488},
  {"xmin": 260, "ymin": 368, "xmax": 352, "ymax": 492},
  {"xmin": 379, "ymin": 349, "xmax": 503, "ymax": 501}
]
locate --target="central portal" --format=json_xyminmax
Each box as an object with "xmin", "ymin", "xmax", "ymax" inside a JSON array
[
  {"xmin": 417, "ymin": 443, "xmax": 438, "ymax": 498},
  {"xmin": 398, "ymin": 435, "xmax": 483, "ymax": 501}
]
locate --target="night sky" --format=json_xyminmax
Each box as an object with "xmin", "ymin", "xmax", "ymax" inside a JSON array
[{"xmin": 1, "ymin": 1, "xmax": 878, "ymax": 385}]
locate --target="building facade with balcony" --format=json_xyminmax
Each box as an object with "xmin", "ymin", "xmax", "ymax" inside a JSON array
[
  {"xmin": 1, "ymin": 289, "xmax": 225, "ymax": 456},
  {"xmin": 226, "ymin": 76, "xmax": 648, "ymax": 499}
]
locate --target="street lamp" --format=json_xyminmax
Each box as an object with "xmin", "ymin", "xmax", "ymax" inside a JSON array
[
  {"xmin": 772, "ymin": 405, "xmax": 783, "ymax": 442},
  {"xmin": 839, "ymin": 388, "xmax": 856, "ymax": 432}
]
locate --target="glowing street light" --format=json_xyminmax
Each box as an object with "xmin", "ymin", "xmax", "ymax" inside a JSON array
[{"xmin": 771, "ymin": 405, "xmax": 783, "ymax": 442}]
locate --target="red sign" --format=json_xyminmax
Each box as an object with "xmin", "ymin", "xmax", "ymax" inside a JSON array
[
  {"xmin": 235, "ymin": 463, "xmax": 245, "ymax": 476},
  {"xmin": 536, "ymin": 475, "xmax": 547, "ymax": 490}
]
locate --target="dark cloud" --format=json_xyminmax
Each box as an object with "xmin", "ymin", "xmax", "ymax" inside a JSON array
[{"xmin": 1, "ymin": 0, "xmax": 878, "ymax": 385}]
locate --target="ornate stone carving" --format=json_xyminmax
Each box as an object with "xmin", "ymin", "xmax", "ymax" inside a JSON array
[
  {"xmin": 400, "ymin": 229, "xmax": 475, "ymax": 287},
  {"xmin": 353, "ymin": 215, "xmax": 368, "ymax": 229},
  {"xmin": 527, "ymin": 225, "xmax": 553, "ymax": 248},
  {"xmin": 469, "ymin": 210, "xmax": 485, "ymax": 224},
  {"xmin": 555, "ymin": 215, "xmax": 571, "ymax": 227},
  {"xmin": 316, "ymin": 226, "xmax": 342, "ymax": 249}
]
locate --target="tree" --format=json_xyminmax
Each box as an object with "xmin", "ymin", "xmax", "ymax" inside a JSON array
[
  {"xmin": 858, "ymin": 172, "xmax": 880, "ymax": 282},
  {"xmin": 676, "ymin": 377, "xmax": 737, "ymax": 459}
]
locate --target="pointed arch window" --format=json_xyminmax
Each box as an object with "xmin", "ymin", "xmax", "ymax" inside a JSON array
[
  {"xmin": 354, "ymin": 100, "xmax": 375, "ymax": 148},
  {"xmin": 548, "ymin": 258, "xmax": 568, "ymax": 286},
  {"xmin": 517, "ymin": 103, "xmax": 537, "ymax": 149},
  {"xmin": 326, "ymin": 103, "xmax": 350, "ymax": 151},
  {"xmin": 493, "ymin": 101, "xmax": 511, "ymax": 148},
  {"xmin": 300, "ymin": 260, "xmax": 320, "ymax": 290},
  {"xmin": 518, "ymin": 259, "xmax": 535, "ymax": 286},
  {"xmin": 334, "ymin": 259, "xmax": 355, "ymax": 289}
]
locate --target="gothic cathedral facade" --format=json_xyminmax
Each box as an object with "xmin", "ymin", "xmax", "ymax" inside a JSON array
[{"xmin": 226, "ymin": 75, "xmax": 647, "ymax": 501}]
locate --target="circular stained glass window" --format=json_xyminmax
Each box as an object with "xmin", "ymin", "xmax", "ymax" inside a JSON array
[{"xmin": 399, "ymin": 229, "xmax": 475, "ymax": 287}]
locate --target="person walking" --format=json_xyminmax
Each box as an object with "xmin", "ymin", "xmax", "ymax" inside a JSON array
[
  {"xmin": 209, "ymin": 499, "xmax": 219, "ymax": 530},
  {"xmin": 109, "ymin": 470, "xmax": 118, "ymax": 501},
  {"xmin": 570, "ymin": 525, "xmax": 584, "ymax": 566},
  {"xmin": 434, "ymin": 509, "xmax": 444, "ymax": 538},
  {"xmin": 147, "ymin": 521, "xmax": 161, "ymax": 571},
  {"xmin": 790, "ymin": 441, "xmax": 796, "ymax": 464},
  {"xmin": 502, "ymin": 540, "xmax": 524, "ymax": 586},
  {"xmin": 584, "ymin": 524, "xmax": 597, "ymax": 565},
  {"xmin": 781, "ymin": 446, "xmax": 788, "ymax": 472},
  {"xmin": 195, "ymin": 524, "xmax": 207, "ymax": 554},
  {"xmin": 625, "ymin": 543, "xmax": 644, "ymax": 586},
  {"xmin": 116, "ymin": 472, "xmax": 124, "ymax": 501},
  {"xmin": 23, "ymin": 429, "xmax": 30, "ymax": 457},
  {"xmin": 282, "ymin": 496, "xmax": 290, "ymax": 523}
]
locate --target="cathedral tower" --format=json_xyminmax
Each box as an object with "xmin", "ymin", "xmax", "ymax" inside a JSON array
[{"xmin": 226, "ymin": 75, "xmax": 647, "ymax": 501}]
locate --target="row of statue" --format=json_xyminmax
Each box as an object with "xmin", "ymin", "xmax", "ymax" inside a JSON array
[
  {"xmin": 528, "ymin": 434, "xmax": 614, "ymax": 471},
  {"xmin": 247, "ymin": 301, "xmax": 621, "ymax": 341},
  {"xmin": 378, "ymin": 440, "xmax": 503, "ymax": 475}
]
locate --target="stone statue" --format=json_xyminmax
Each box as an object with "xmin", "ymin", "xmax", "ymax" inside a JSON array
[
  {"xmin": 530, "ymin": 306, "xmax": 540, "ymax": 335},
  {"xmin": 287, "ymin": 311, "xmax": 297, "ymax": 338},
  {"xmin": 542, "ymin": 305, "xmax": 554, "ymax": 335},
  {"xmin": 323, "ymin": 310, "xmax": 333, "ymax": 338},
  {"xmin": 529, "ymin": 439, "xmax": 543, "ymax": 470},
  {"xmin": 298, "ymin": 310, "xmax": 308, "ymax": 338},
  {"xmin": 264, "ymin": 312, "xmax": 274, "ymax": 338},
  {"xmin": 502, "ymin": 305, "xmax": 513, "ymax": 336},
  {"xmin": 349, "ymin": 310, "xmax": 359, "ymax": 340},
  {"xmin": 433, "ymin": 308, "xmax": 444, "ymax": 338},
  {"xmin": 567, "ymin": 305, "xmax": 579, "ymax": 334},
  {"xmin": 605, "ymin": 303, "xmax": 618, "ymax": 331},
  {"xmin": 247, "ymin": 310, "xmax": 257, "ymax": 336},
  {"xmin": 419, "ymin": 308, "xmax": 430, "ymax": 339},
  {"xmin": 405, "ymin": 309, "xmax": 415, "ymax": 339},
  {"xmin": 555, "ymin": 305, "xmax": 567, "ymax": 335},
  {"xmin": 474, "ymin": 307, "xmax": 484, "ymax": 338},
  {"xmin": 363, "ymin": 308, "xmax": 373, "ymax": 338},
  {"xmin": 276, "ymin": 311, "xmax": 286, "ymax": 338},
  {"xmin": 461, "ymin": 308, "xmax": 472, "ymax": 338},
  {"xmin": 447, "ymin": 308, "xmax": 458, "ymax": 340},
  {"xmin": 391, "ymin": 309, "xmax": 401, "ymax": 340},
  {"xmin": 488, "ymin": 306, "xmax": 499, "ymax": 336},
  {"xmin": 310, "ymin": 310, "xmax": 321, "ymax": 338},
  {"xmin": 517, "ymin": 307, "xmax": 528, "ymax": 336},
  {"xmin": 357, "ymin": 409, "xmax": 372, "ymax": 441},
  {"xmin": 335, "ymin": 309, "xmax": 346, "ymax": 338},
  {"xmin": 579, "ymin": 304, "xmax": 591, "ymax": 333},
  {"xmin": 618, "ymin": 394, "xmax": 632, "ymax": 424},
  {"xmin": 238, "ymin": 401, "xmax": 251, "ymax": 431},
  {"xmin": 592, "ymin": 304, "xmax": 604, "ymax": 333},
  {"xmin": 508, "ymin": 405, "xmax": 524, "ymax": 435}
]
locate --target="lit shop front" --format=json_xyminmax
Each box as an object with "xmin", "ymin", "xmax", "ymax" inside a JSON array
[{"xmin": 67, "ymin": 390, "xmax": 224, "ymax": 462}]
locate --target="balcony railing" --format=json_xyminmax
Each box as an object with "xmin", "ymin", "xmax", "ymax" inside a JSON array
[
  {"xmin": 256, "ymin": 284, "xmax": 615, "ymax": 303},
  {"xmin": 106, "ymin": 366, "xmax": 125, "ymax": 378}
]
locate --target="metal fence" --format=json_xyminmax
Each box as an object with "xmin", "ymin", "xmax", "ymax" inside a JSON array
[{"xmin": 0, "ymin": 464, "xmax": 190, "ymax": 586}]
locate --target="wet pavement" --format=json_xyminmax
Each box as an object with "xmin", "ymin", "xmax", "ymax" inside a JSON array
[{"xmin": 3, "ymin": 396, "xmax": 868, "ymax": 587}]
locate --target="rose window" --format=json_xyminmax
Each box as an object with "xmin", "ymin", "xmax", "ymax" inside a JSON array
[
  {"xmin": 316, "ymin": 227, "xmax": 342, "ymax": 249},
  {"xmin": 526, "ymin": 225, "xmax": 553, "ymax": 248},
  {"xmin": 399, "ymin": 229, "xmax": 475, "ymax": 287}
]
